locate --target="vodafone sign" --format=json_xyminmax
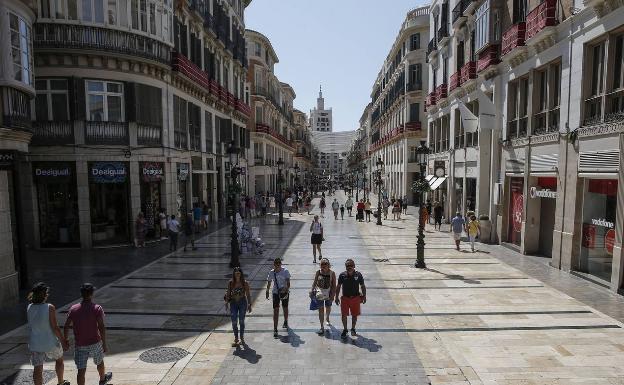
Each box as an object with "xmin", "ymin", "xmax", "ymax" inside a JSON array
[{"xmin": 529, "ymin": 187, "xmax": 557, "ymax": 199}]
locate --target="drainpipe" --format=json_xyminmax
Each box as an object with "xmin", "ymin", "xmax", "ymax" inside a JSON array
[{"xmin": 558, "ymin": 7, "xmax": 579, "ymax": 269}]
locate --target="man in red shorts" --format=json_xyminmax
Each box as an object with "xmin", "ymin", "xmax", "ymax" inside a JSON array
[{"xmin": 335, "ymin": 258, "xmax": 366, "ymax": 338}]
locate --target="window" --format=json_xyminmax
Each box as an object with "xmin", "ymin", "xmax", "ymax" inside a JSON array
[
  {"xmin": 409, "ymin": 103, "xmax": 419, "ymax": 122},
  {"xmin": 85, "ymin": 80, "xmax": 124, "ymax": 122},
  {"xmin": 410, "ymin": 33, "xmax": 420, "ymax": 50},
  {"xmin": 135, "ymin": 84, "xmax": 162, "ymax": 126},
  {"xmin": 584, "ymin": 40, "xmax": 606, "ymax": 125},
  {"xmin": 513, "ymin": 0, "xmax": 526, "ymax": 23},
  {"xmin": 35, "ymin": 79, "xmax": 70, "ymax": 121},
  {"xmin": 254, "ymin": 42, "xmax": 261, "ymax": 56},
  {"xmin": 173, "ymin": 95, "xmax": 188, "ymax": 149},
  {"xmin": 81, "ymin": 0, "xmax": 104, "ymax": 23},
  {"xmin": 475, "ymin": 0, "xmax": 490, "ymax": 52},
  {"xmin": 507, "ymin": 77, "xmax": 529, "ymax": 138},
  {"xmin": 205, "ymin": 111, "xmax": 213, "ymax": 153},
  {"xmin": 188, "ymin": 102, "xmax": 201, "ymax": 151},
  {"xmin": 9, "ymin": 13, "xmax": 33, "ymax": 86},
  {"xmin": 608, "ymin": 34, "xmax": 624, "ymax": 122}
]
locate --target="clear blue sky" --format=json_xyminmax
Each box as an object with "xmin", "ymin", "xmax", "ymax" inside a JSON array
[{"xmin": 245, "ymin": 0, "xmax": 429, "ymax": 132}]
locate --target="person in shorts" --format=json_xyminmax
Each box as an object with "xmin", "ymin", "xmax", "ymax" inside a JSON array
[
  {"xmin": 310, "ymin": 258, "xmax": 336, "ymax": 334},
  {"xmin": 27, "ymin": 282, "xmax": 70, "ymax": 385},
  {"xmin": 335, "ymin": 259, "xmax": 366, "ymax": 338},
  {"xmin": 64, "ymin": 283, "xmax": 111, "ymax": 385},
  {"xmin": 266, "ymin": 258, "xmax": 291, "ymax": 337},
  {"xmin": 451, "ymin": 212, "xmax": 466, "ymax": 251},
  {"xmin": 310, "ymin": 215, "xmax": 323, "ymax": 263}
]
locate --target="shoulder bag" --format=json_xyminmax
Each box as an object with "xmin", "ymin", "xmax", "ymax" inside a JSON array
[{"xmin": 273, "ymin": 271, "xmax": 289, "ymax": 300}]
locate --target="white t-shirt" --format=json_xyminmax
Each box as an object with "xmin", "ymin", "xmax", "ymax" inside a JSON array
[
  {"xmin": 167, "ymin": 219, "xmax": 180, "ymax": 233},
  {"xmin": 267, "ymin": 268, "xmax": 291, "ymax": 294},
  {"xmin": 311, "ymin": 222, "xmax": 322, "ymax": 234},
  {"xmin": 286, "ymin": 197, "xmax": 293, "ymax": 206}
]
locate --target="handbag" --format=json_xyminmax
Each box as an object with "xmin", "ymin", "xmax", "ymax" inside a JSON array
[
  {"xmin": 274, "ymin": 271, "xmax": 289, "ymax": 300},
  {"xmin": 309, "ymin": 297, "xmax": 319, "ymax": 310}
]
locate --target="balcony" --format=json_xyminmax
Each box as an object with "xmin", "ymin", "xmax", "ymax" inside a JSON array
[
  {"xmin": 405, "ymin": 121, "xmax": 422, "ymax": 131},
  {"xmin": 174, "ymin": 130, "xmax": 188, "ymax": 149},
  {"xmin": 477, "ymin": 45, "xmax": 500, "ymax": 76},
  {"xmin": 426, "ymin": 92, "xmax": 437, "ymax": 109},
  {"xmin": 137, "ymin": 124, "xmax": 161, "ymax": 146},
  {"xmin": 255, "ymin": 123, "xmax": 294, "ymax": 149},
  {"xmin": 34, "ymin": 23, "xmax": 171, "ymax": 64},
  {"xmin": 449, "ymin": 72, "xmax": 461, "ymax": 92},
  {"xmin": 435, "ymin": 84, "xmax": 448, "ymax": 101},
  {"xmin": 526, "ymin": 0, "xmax": 558, "ymax": 41},
  {"xmin": 235, "ymin": 98, "xmax": 251, "ymax": 116},
  {"xmin": 502, "ymin": 22, "xmax": 526, "ymax": 57},
  {"xmin": 532, "ymin": 107, "xmax": 560, "ymax": 135},
  {"xmin": 437, "ymin": 23, "xmax": 450, "ymax": 46},
  {"xmin": 85, "ymin": 121, "xmax": 128, "ymax": 145},
  {"xmin": 452, "ymin": 0, "xmax": 470, "ymax": 27},
  {"xmin": 460, "ymin": 61, "xmax": 477, "ymax": 84},
  {"xmin": 407, "ymin": 82, "xmax": 423, "ymax": 92},
  {"xmin": 171, "ymin": 51, "xmax": 211, "ymax": 91},
  {"xmin": 32, "ymin": 121, "xmax": 73, "ymax": 145},
  {"xmin": 427, "ymin": 38, "xmax": 437, "ymax": 57}
]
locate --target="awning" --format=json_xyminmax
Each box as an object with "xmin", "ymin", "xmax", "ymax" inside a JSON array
[
  {"xmin": 430, "ymin": 177, "xmax": 447, "ymax": 190},
  {"xmin": 425, "ymin": 175, "xmax": 435, "ymax": 182}
]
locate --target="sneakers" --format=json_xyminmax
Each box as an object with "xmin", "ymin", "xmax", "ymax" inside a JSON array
[
  {"xmin": 317, "ymin": 328, "xmax": 325, "ymax": 335},
  {"xmin": 232, "ymin": 339, "xmax": 239, "ymax": 347},
  {"xmin": 273, "ymin": 330, "xmax": 278, "ymax": 338},
  {"xmin": 341, "ymin": 329, "xmax": 348, "ymax": 339},
  {"xmin": 351, "ymin": 328, "xmax": 357, "ymax": 336},
  {"xmin": 98, "ymin": 372, "xmax": 112, "ymax": 385},
  {"xmin": 59, "ymin": 381, "xmax": 70, "ymax": 385},
  {"xmin": 282, "ymin": 320, "xmax": 288, "ymax": 329}
]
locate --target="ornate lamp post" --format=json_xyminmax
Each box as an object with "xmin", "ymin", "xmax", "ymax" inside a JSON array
[
  {"xmin": 362, "ymin": 164, "xmax": 368, "ymax": 200},
  {"xmin": 227, "ymin": 141, "xmax": 241, "ymax": 268},
  {"xmin": 375, "ymin": 157, "xmax": 384, "ymax": 226},
  {"xmin": 294, "ymin": 163, "xmax": 300, "ymax": 192},
  {"xmin": 414, "ymin": 140, "xmax": 431, "ymax": 269},
  {"xmin": 277, "ymin": 157, "xmax": 285, "ymax": 225}
]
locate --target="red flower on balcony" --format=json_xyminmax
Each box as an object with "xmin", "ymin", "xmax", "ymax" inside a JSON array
[
  {"xmin": 435, "ymin": 84, "xmax": 448, "ymax": 100},
  {"xmin": 172, "ymin": 52, "xmax": 211, "ymax": 91},
  {"xmin": 449, "ymin": 72, "xmax": 461, "ymax": 92},
  {"xmin": 426, "ymin": 92, "xmax": 437, "ymax": 108},
  {"xmin": 460, "ymin": 61, "xmax": 476, "ymax": 83},
  {"xmin": 502, "ymin": 22, "xmax": 526, "ymax": 56},
  {"xmin": 477, "ymin": 45, "xmax": 500, "ymax": 72},
  {"xmin": 526, "ymin": 0, "xmax": 557, "ymax": 40}
]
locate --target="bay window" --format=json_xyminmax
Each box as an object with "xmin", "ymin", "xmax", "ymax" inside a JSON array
[
  {"xmin": 474, "ymin": 0, "xmax": 500, "ymax": 52},
  {"xmin": 86, "ymin": 80, "xmax": 124, "ymax": 122},
  {"xmin": 532, "ymin": 61, "xmax": 561, "ymax": 134},
  {"xmin": 9, "ymin": 13, "xmax": 34, "ymax": 87}
]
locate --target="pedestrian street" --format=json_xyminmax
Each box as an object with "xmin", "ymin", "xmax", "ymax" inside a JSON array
[{"xmin": 2, "ymin": 192, "xmax": 624, "ymax": 385}]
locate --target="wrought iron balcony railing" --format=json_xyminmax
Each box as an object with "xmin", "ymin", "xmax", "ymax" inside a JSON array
[{"xmin": 85, "ymin": 121, "xmax": 129, "ymax": 145}]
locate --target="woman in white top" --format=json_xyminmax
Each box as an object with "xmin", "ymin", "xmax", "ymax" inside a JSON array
[
  {"xmin": 309, "ymin": 215, "xmax": 323, "ymax": 264},
  {"xmin": 27, "ymin": 282, "xmax": 69, "ymax": 385},
  {"xmin": 310, "ymin": 258, "xmax": 336, "ymax": 334}
]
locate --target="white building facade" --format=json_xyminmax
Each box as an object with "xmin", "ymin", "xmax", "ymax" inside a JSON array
[{"xmin": 309, "ymin": 86, "xmax": 333, "ymax": 132}]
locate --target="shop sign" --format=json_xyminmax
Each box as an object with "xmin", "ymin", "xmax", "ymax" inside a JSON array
[
  {"xmin": 582, "ymin": 223, "xmax": 596, "ymax": 249},
  {"xmin": 512, "ymin": 194, "xmax": 524, "ymax": 232},
  {"xmin": 90, "ymin": 162, "xmax": 127, "ymax": 183},
  {"xmin": 605, "ymin": 229, "xmax": 615, "ymax": 255},
  {"xmin": 177, "ymin": 163, "xmax": 189, "ymax": 181},
  {"xmin": 0, "ymin": 152, "xmax": 15, "ymax": 170},
  {"xmin": 34, "ymin": 163, "xmax": 72, "ymax": 183},
  {"xmin": 529, "ymin": 187, "xmax": 557, "ymax": 199},
  {"xmin": 141, "ymin": 162, "xmax": 164, "ymax": 182},
  {"xmin": 591, "ymin": 218, "xmax": 614, "ymax": 229}
]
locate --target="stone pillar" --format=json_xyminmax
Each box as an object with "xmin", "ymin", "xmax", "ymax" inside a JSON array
[
  {"xmin": 0, "ymin": 170, "xmax": 18, "ymax": 307},
  {"xmin": 129, "ymin": 161, "xmax": 141, "ymax": 240},
  {"xmin": 610, "ymin": 133, "xmax": 624, "ymax": 292},
  {"xmin": 524, "ymin": 175, "xmax": 541, "ymax": 254},
  {"xmin": 76, "ymin": 161, "xmax": 92, "ymax": 248}
]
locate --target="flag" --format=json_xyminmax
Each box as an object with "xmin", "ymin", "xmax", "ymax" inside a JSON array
[{"xmin": 458, "ymin": 101, "xmax": 479, "ymax": 133}]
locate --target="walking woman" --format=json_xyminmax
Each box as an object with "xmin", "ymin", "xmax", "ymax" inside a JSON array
[
  {"xmin": 310, "ymin": 258, "xmax": 336, "ymax": 334},
  {"xmin": 310, "ymin": 215, "xmax": 323, "ymax": 263},
  {"xmin": 319, "ymin": 197, "xmax": 326, "ymax": 217},
  {"xmin": 134, "ymin": 212, "xmax": 146, "ymax": 247},
  {"xmin": 27, "ymin": 282, "xmax": 70, "ymax": 385},
  {"xmin": 224, "ymin": 267, "xmax": 252, "ymax": 346}
]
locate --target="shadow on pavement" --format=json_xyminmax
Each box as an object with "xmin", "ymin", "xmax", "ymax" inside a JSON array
[
  {"xmin": 233, "ymin": 343, "xmax": 262, "ymax": 364},
  {"xmin": 279, "ymin": 329, "xmax": 305, "ymax": 347},
  {"xmin": 425, "ymin": 268, "xmax": 482, "ymax": 285}
]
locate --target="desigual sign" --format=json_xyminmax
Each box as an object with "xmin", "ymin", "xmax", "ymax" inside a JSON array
[
  {"xmin": 529, "ymin": 187, "xmax": 557, "ymax": 199},
  {"xmin": 35, "ymin": 167, "xmax": 71, "ymax": 177},
  {"xmin": 90, "ymin": 162, "xmax": 127, "ymax": 183},
  {"xmin": 141, "ymin": 162, "xmax": 164, "ymax": 182}
]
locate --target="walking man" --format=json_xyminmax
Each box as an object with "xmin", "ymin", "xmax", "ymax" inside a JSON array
[
  {"xmin": 331, "ymin": 198, "xmax": 339, "ymax": 220},
  {"xmin": 167, "ymin": 214, "xmax": 180, "ymax": 251},
  {"xmin": 345, "ymin": 196, "xmax": 353, "ymax": 217},
  {"xmin": 63, "ymin": 283, "xmax": 112, "ymax": 385},
  {"xmin": 286, "ymin": 195, "xmax": 294, "ymax": 217},
  {"xmin": 451, "ymin": 212, "xmax": 465, "ymax": 251},
  {"xmin": 433, "ymin": 202, "xmax": 443, "ymax": 230},
  {"xmin": 335, "ymin": 259, "xmax": 366, "ymax": 338},
  {"xmin": 266, "ymin": 258, "xmax": 290, "ymax": 337}
]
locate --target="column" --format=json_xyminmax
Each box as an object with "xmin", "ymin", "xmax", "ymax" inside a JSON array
[
  {"xmin": 0, "ymin": 170, "xmax": 18, "ymax": 307},
  {"xmin": 610, "ymin": 133, "xmax": 624, "ymax": 291},
  {"xmin": 129, "ymin": 161, "xmax": 141, "ymax": 240},
  {"xmin": 76, "ymin": 161, "xmax": 92, "ymax": 248}
]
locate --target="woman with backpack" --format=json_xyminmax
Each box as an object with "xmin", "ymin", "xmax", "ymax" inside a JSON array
[
  {"xmin": 309, "ymin": 258, "xmax": 337, "ymax": 334},
  {"xmin": 224, "ymin": 267, "xmax": 251, "ymax": 346}
]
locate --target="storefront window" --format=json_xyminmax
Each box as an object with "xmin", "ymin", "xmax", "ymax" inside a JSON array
[
  {"xmin": 579, "ymin": 179, "xmax": 618, "ymax": 282},
  {"xmin": 88, "ymin": 162, "xmax": 130, "ymax": 245},
  {"xmin": 140, "ymin": 162, "xmax": 163, "ymax": 238},
  {"xmin": 508, "ymin": 177, "xmax": 524, "ymax": 246},
  {"xmin": 34, "ymin": 162, "xmax": 80, "ymax": 247},
  {"xmin": 177, "ymin": 163, "xmax": 189, "ymax": 217}
]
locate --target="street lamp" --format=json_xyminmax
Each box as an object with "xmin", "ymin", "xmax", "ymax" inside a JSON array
[
  {"xmin": 277, "ymin": 157, "xmax": 285, "ymax": 225},
  {"xmin": 415, "ymin": 140, "xmax": 430, "ymax": 269},
  {"xmin": 227, "ymin": 141, "xmax": 241, "ymax": 268},
  {"xmin": 375, "ymin": 157, "xmax": 384, "ymax": 226},
  {"xmin": 294, "ymin": 163, "xmax": 300, "ymax": 192},
  {"xmin": 362, "ymin": 164, "xmax": 368, "ymax": 200}
]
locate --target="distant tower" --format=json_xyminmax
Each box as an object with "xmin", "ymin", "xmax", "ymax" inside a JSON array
[{"xmin": 310, "ymin": 84, "xmax": 333, "ymax": 132}]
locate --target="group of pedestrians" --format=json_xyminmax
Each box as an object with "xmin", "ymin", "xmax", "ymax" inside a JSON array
[
  {"xmin": 26, "ymin": 282, "xmax": 111, "ymax": 385},
  {"xmin": 224, "ymin": 257, "xmax": 367, "ymax": 345}
]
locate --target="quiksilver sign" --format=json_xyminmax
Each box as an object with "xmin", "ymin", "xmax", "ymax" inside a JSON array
[{"xmin": 529, "ymin": 187, "xmax": 557, "ymax": 199}]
